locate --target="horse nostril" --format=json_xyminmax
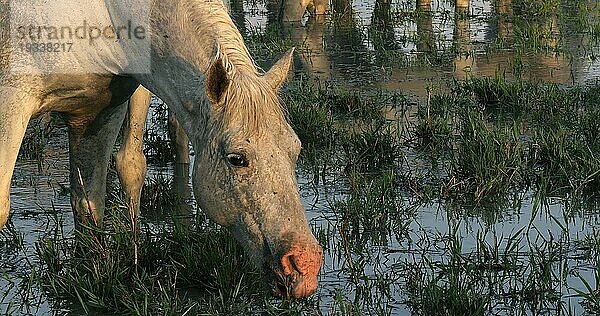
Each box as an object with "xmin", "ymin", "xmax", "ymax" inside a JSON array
[
  {"xmin": 271, "ymin": 268, "xmax": 296, "ymax": 298},
  {"xmin": 281, "ymin": 252, "xmax": 300, "ymax": 276}
]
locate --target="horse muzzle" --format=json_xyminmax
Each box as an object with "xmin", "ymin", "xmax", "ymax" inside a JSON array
[{"xmin": 270, "ymin": 242, "xmax": 323, "ymax": 299}]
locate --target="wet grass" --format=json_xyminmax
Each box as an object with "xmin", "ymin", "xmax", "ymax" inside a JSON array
[
  {"xmin": 143, "ymin": 98, "xmax": 177, "ymax": 165},
  {"xmin": 286, "ymin": 76, "xmax": 600, "ymax": 204},
  {"xmin": 573, "ymin": 228, "xmax": 600, "ymax": 314},
  {"xmin": 334, "ymin": 170, "xmax": 410, "ymax": 246},
  {"xmin": 34, "ymin": 200, "xmax": 322, "ymax": 315},
  {"xmin": 5, "ymin": 75, "xmax": 594, "ymax": 316},
  {"xmin": 281, "ymin": 76, "xmax": 599, "ymax": 314},
  {"xmin": 4, "ymin": 1, "xmax": 600, "ymax": 314},
  {"xmin": 404, "ymin": 222, "xmax": 580, "ymax": 316},
  {"xmin": 18, "ymin": 113, "xmax": 61, "ymax": 172},
  {"xmin": 284, "ymin": 79, "xmax": 408, "ymax": 167},
  {"xmin": 59, "ymin": 76, "xmax": 567, "ymax": 315}
]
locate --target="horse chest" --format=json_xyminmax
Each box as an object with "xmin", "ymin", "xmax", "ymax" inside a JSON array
[{"xmin": 38, "ymin": 74, "xmax": 138, "ymax": 116}]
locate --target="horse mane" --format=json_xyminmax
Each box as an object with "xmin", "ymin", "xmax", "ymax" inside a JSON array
[
  {"xmin": 183, "ymin": 0, "xmax": 286, "ymax": 136},
  {"xmin": 221, "ymin": 70, "xmax": 286, "ymax": 136}
]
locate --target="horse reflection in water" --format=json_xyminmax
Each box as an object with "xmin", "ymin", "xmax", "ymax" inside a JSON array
[{"xmin": 266, "ymin": 0, "xmax": 578, "ymax": 94}]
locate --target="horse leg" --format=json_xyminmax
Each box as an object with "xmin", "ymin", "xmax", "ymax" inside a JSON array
[
  {"xmin": 116, "ymin": 86, "xmax": 150, "ymax": 223},
  {"xmin": 280, "ymin": 0, "xmax": 308, "ymax": 22},
  {"xmin": 168, "ymin": 109, "xmax": 193, "ymax": 223},
  {"xmin": 168, "ymin": 109, "xmax": 190, "ymax": 167},
  {"xmin": 0, "ymin": 90, "xmax": 34, "ymax": 229},
  {"xmin": 456, "ymin": 0, "xmax": 469, "ymax": 10},
  {"xmin": 68, "ymin": 102, "xmax": 127, "ymax": 228},
  {"xmin": 307, "ymin": 0, "xmax": 327, "ymax": 16}
]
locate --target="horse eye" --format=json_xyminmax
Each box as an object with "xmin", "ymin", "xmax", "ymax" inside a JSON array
[{"xmin": 226, "ymin": 153, "xmax": 249, "ymax": 167}]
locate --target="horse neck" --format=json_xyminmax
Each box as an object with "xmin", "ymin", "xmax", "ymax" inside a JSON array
[
  {"xmin": 135, "ymin": 0, "xmax": 260, "ymax": 145},
  {"xmin": 150, "ymin": 0, "xmax": 257, "ymax": 73}
]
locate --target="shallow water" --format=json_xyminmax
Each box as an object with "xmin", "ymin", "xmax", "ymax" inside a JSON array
[
  {"xmin": 246, "ymin": 0, "xmax": 600, "ymax": 95},
  {"xmin": 2, "ymin": 0, "xmax": 600, "ymax": 315},
  {"xmin": 245, "ymin": 1, "xmax": 600, "ymax": 313}
]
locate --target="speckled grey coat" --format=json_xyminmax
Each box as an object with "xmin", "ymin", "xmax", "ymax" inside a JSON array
[{"xmin": 0, "ymin": 0, "xmax": 322, "ymax": 298}]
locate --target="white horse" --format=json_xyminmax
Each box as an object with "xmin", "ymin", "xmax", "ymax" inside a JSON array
[{"xmin": 1, "ymin": 0, "xmax": 322, "ymax": 298}]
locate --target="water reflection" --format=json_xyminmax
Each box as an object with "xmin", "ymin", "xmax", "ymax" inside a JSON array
[
  {"xmin": 371, "ymin": 0, "xmax": 397, "ymax": 53},
  {"xmin": 453, "ymin": 0, "xmax": 473, "ymax": 80},
  {"xmin": 246, "ymin": 0, "xmax": 599, "ymax": 96},
  {"xmin": 416, "ymin": 1, "xmax": 435, "ymax": 56},
  {"xmin": 241, "ymin": 0, "xmax": 600, "ymax": 314}
]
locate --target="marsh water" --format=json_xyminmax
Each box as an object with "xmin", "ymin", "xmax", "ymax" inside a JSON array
[{"xmin": 2, "ymin": 0, "xmax": 600, "ymax": 315}]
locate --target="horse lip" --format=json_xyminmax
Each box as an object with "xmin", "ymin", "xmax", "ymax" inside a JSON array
[
  {"xmin": 266, "ymin": 264, "xmax": 298, "ymax": 298},
  {"xmin": 272, "ymin": 281, "xmax": 287, "ymax": 298},
  {"xmin": 264, "ymin": 262, "xmax": 289, "ymax": 298},
  {"xmin": 269, "ymin": 269, "xmax": 318, "ymax": 299},
  {"xmin": 291, "ymin": 274, "xmax": 319, "ymax": 298},
  {"xmin": 291, "ymin": 275, "xmax": 306, "ymax": 298}
]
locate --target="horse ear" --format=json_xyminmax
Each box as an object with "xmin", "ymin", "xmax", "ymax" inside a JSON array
[
  {"xmin": 206, "ymin": 56, "xmax": 230, "ymax": 104},
  {"xmin": 264, "ymin": 47, "xmax": 295, "ymax": 90}
]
